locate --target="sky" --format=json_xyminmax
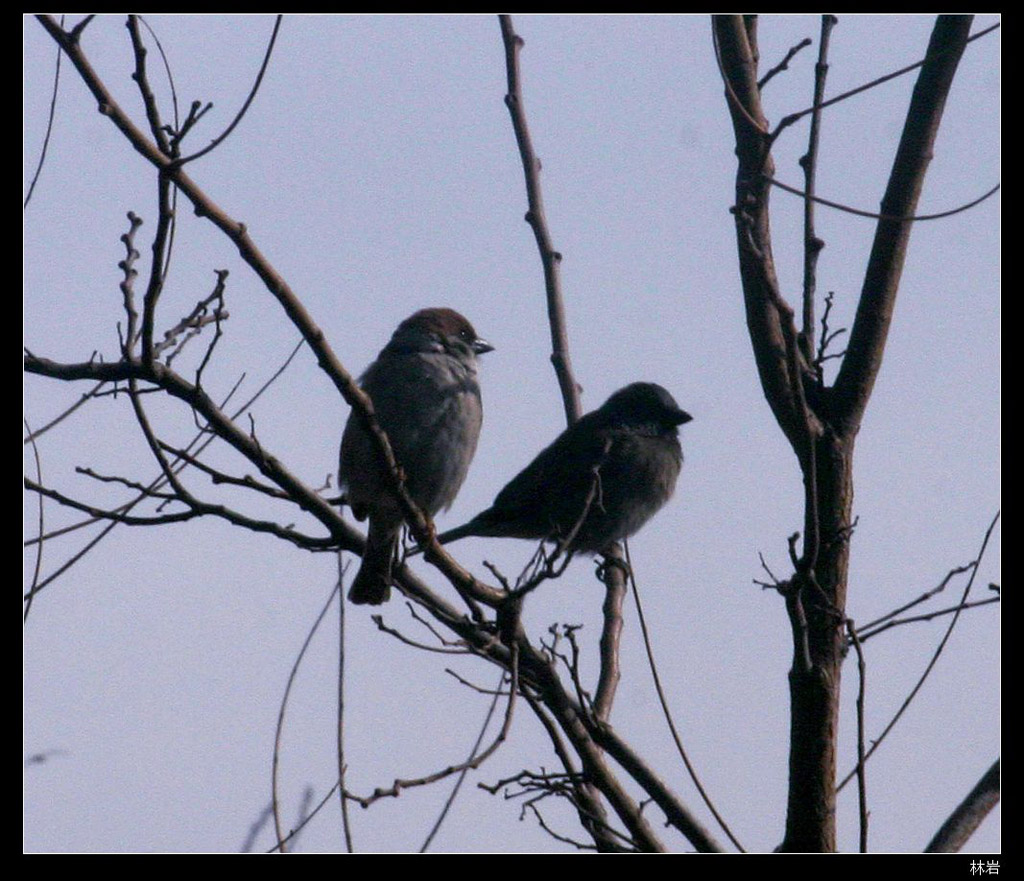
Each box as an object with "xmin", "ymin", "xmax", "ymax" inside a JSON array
[{"xmin": 24, "ymin": 14, "xmax": 999, "ymax": 854}]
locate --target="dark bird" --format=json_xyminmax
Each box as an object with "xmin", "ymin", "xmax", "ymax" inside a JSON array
[
  {"xmin": 437, "ymin": 382, "xmax": 690, "ymax": 555},
  {"xmin": 340, "ymin": 308, "xmax": 492, "ymax": 604}
]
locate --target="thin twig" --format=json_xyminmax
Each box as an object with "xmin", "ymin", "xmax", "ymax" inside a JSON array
[
  {"xmin": 118, "ymin": 212, "xmax": 143, "ymax": 358},
  {"xmin": 625, "ymin": 543, "xmax": 745, "ymax": 852},
  {"xmin": 854, "ymin": 562, "xmax": 975, "ymax": 634},
  {"xmin": 814, "ymin": 291, "xmax": 847, "ymax": 381},
  {"xmin": 23, "ymin": 339, "xmax": 309, "ymax": 601},
  {"xmin": 240, "ymin": 802, "xmax": 274, "ymax": 853},
  {"xmin": 264, "ymin": 782, "xmax": 340, "ymax": 854},
  {"xmin": 498, "ymin": 14, "xmax": 581, "ymax": 425},
  {"xmin": 855, "ymin": 596, "xmax": 999, "ymax": 643},
  {"xmin": 23, "ymin": 420, "xmax": 46, "ymax": 623},
  {"xmin": 837, "ymin": 511, "xmax": 1000, "ymax": 791},
  {"xmin": 155, "ymin": 441, "xmax": 289, "ymax": 499},
  {"xmin": 798, "ymin": 15, "xmax": 836, "ymax": 359},
  {"xmin": 23, "ymin": 381, "xmax": 107, "ymax": 444},
  {"xmin": 75, "ymin": 466, "xmax": 177, "ymax": 499},
  {"xmin": 772, "ymin": 20, "xmax": 1000, "ymax": 139},
  {"xmin": 372, "ymin": 616, "xmax": 473, "ymax": 654},
  {"xmin": 845, "ymin": 619, "xmax": 869, "ymax": 852},
  {"xmin": 420, "ymin": 670, "xmax": 509, "ymax": 852},
  {"xmin": 193, "ymin": 270, "xmax": 229, "ymax": 388},
  {"xmin": 141, "ymin": 178, "xmax": 174, "ymax": 364},
  {"xmin": 271, "ymin": 582, "xmax": 340, "ymax": 852},
  {"xmin": 510, "ymin": 693, "xmax": 624, "ymax": 851},
  {"xmin": 345, "ymin": 644, "xmax": 518, "ymax": 809},
  {"xmin": 769, "ymin": 175, "xmax": 999, "ymax": 223},
  {"xmin": 133, "ymin": 15, "xmax": 183, "ymax": 285},
  {"xmin": 138, "ymin": 15, "xmax": 181, "ymax": 138},
  {"xmin": 155, "ymin": 289, "xmax": 231, "ymax": 361},
  {"xmin": 26, "ymin": 474, "xmax": 332, "ymax": 550},
  {"xmin": 126, "ymin": 15, "xmax": 171, "ymax": 155},
  {"xmin": 445, "ymin": 668, "xmax": 512, "ymax": 696},
  {"xmin": 336, "ymin": 553, "xmax": 354, "ymax": 853},
  {"xmin": 522, "ymin": 801, "xmax": 602, "ymax": 851},
  {"xmin": 757, "ymin": 36, "xmax": 812, "ymax": 90},
  {"xmin": 176, "ymin": 15, "xmax": 283, "ymax": 165},
  {"xmin": 24, "ymin": 14, "xmax": 64, "ymax": 209}
]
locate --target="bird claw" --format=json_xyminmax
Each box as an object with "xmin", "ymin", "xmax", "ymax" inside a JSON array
[{"xmin": 595, "ymin": 554, "xmax": 631, "ymax": 582}]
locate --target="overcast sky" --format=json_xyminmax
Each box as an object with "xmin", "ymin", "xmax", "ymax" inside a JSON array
[{"xmin": 24, "ymin": 14, "xmax": 999, "ymax": 854}]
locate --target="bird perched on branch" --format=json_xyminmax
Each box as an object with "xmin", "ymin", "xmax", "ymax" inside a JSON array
[
  {"xmin": 436, "ymin": 382, "xmax": 690, "ymax": 556},
  {"xmin": 339, "ymin": 307, "xmax": 492, "ymax": 604}
]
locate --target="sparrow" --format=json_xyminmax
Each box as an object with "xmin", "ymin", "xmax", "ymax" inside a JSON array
[
  {"xmin": 339, "ymin": 307, "xmax": 492, "ymax": 604},
  {"xmin": 436, "ymin": 382, "xmax": 690, "ymax": 555}
]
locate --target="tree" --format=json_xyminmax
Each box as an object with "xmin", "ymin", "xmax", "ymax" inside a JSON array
[{"xmin": 24, "ymin": 15, "xmax": 999, "ymax": 853}]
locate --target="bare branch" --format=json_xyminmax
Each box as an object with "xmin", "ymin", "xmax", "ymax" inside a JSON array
[
  {"xmin": 837, "ymin": 511, "xmax": 1000, "ymax": 791},
  {"xmin": 155, "ymin": 441, "xmax": 290, "ymax": 500},
  {"xmin": 24, "ymin": 356, "xmax": 347, "ymax": 544},
  {"xmin": 23, "ymin": 14, "xmax": 64, "ymax": 209},
  {"xmin": 844, "ymin": 619, "xmax": 869, "ymax": 852},
  {"xmin": 23, "ymin": 420, "xmax": 46, "ymax": 622},
  {"xmin": 271, "ymin": 583, "xmax": 340, "ymax": 852},
  {"xmin": 583, "ymin": 715, "xmax": 722, "ymax": 852},
  {"xmin": 769, "ymin": 175, "xmax": 1000, "ymax": 222},
  {"xmin": 713, "ymin": 15, "xmax": 813, "ymax": 455},
  {"xmin": 854, "ymin": 595, "xmax": 999, "ymax": 643},
  {"xmin": 137, "ymin": 15, "xmax": 182, "ymax": 137},
  {"xmin": 26, "ymin": 15, "xmax": 996, "ymax": 855},
  {"xmin": 23, "ymin": 381, "xmax": 106, "ymax": 444},
  {"xmin": 757, "ymin": 36, "xmax": 813, "ymax": 90},
  {"xmin": 264, "ymin": 782, "xmax": 340, "ymax": 854},
  {"xmin": 515, "ymin": 693, "xmax": 629, "ymax": 852},
  {"xmin": 240, "ymin": 801, "xmax": 274, "ymax": 853},
  {"xmin": 34, "ymin": 16, "xmax": 485, "ymax": 609},
  {"xmin": 373, "ymin": 616, "xmax": 474, "ymax": 654},
  {"xmin": 814, "ymin": 291, "xmax": 847, "ymax": 381},
  {"xmin": 497, "ymin": 12, "xmax": 629, "ymax": 725},
  {"xmin": 773, "ymin": 20, "xmax": 1000, "ymax": 138},
  {"xmin": 925, "ymin": 760, "xmax": 1000, "ymax": 853},
  {"xmin": 626, "ymin": 542, "xmax": 745, "ymax": 852},
  {"xmin": 498, "ymin": 14, "xmax": 581, "ymax": 425},
  {"xmin": 26, "ymin": 475, "xmax": 331, "ymax": 551},
  {"xmin": 833, "ymin": 15, "xmax": 974, "ymax": 434},
  {"xmin": 522, "ymin": 800, "xmax": 604, "ymax": 851},
  {"xmin": 24, "ymin": 338, "xmax": 299, "ymax": 606},
  {"xmin": 420, "ymin": 670, "xmax": 510, "ymax": 852},
  {"xmin": 798, "ymin": 15, "xmax": 837, "ymax": 359},
  {"xmin": 118, "ymin": 212, "xmax": 143, "ymax": 358},
  {"xmin": 345, "ymin": 646, "xmax": 519, "ymax": 810},
  {"xmin": 177, "ymin": 15, "xmax": 283, "ymax": 165},
  {"xmin": 126, "ymin": 15, "xmax": 172, "ymax": 155}
]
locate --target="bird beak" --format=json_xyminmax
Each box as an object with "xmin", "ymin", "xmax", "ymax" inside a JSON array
[
  {"xmin": 674, "ymin": 409, "xmax": 693, "ymax": 426},
  {"xmin": 473, "ymin": 338, "xmax": 495, "ymax": 355}
]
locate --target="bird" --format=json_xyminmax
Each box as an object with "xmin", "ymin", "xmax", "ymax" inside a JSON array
[
  {"xmin": 436, "ymin": 382, "xmax": 690, "ymax": 556},
  {"xmin": 339, "ymin": 307, "xmax": 492, "ymax": 604}
]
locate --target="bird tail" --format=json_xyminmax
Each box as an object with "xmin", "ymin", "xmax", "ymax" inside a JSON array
[
  {"xmin": 434, "ymin": 522, "xmax": 478, "ymax": 546},
  {"xmin": 348, "ymin": 522, "xmax": 398, "ymax": 605}
]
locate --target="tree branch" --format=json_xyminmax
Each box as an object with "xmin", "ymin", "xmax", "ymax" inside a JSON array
[
  {"xmin": 924, "ymin": 760, "xmax": 1000, "ymax": 853},
  {"xmin": 833, "ymin": 15, "xmax": 973, "ymax": 434}
]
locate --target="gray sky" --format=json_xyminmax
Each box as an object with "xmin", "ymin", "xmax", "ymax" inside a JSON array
[{"xmin": 24, "ymin": 14, "xmax": 999, "ymax": 854}]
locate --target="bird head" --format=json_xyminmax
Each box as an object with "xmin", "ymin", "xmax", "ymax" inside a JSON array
[
  {"xmin": 389, "ymin": 307, "xmax": 494, "ymax": 360},
  {"xmin": 598, "ymin": 382, "xmax": 692, "ymax": 429}
]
